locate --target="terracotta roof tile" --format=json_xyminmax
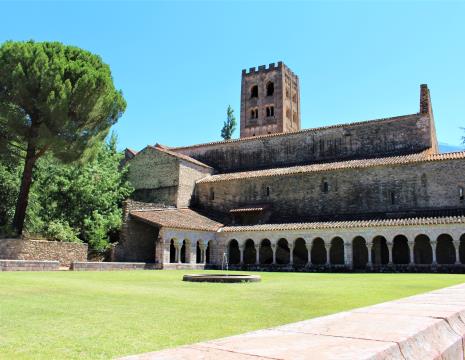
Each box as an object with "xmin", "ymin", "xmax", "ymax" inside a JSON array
[
  {"xmin": 170, "ymin": 113, "xmax": 421, "ymax": 151},
  {"xmin": 198, "ymin": 150, "xmax": 465, "ymax": 184},
  {"xmin": 220, "ymin": 215, "xmax": 465, "ymax": 232},
  {"xmin": 131, "ymin": 208, "xmax": 223, "ymax": 231}
]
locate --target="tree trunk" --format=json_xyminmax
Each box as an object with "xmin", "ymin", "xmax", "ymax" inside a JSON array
[{"xmin": 12, "ymin": 122, "xmax": 39, "ymax": 235}]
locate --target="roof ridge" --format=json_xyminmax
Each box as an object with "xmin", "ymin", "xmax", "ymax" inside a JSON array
[
  {"xmin": 148, "ymin": 145, "xmax": 212, "ymax": 169},
  {"xmin": 169, "ymin": 113, "xmax": 420, "ymax": 151}
]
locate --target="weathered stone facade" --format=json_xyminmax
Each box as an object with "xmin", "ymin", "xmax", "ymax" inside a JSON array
[
  {"xmin": 0, "ymin": 238, "xmax": 88, "ymax": 266},
  {"xmin": 119, "ymin": 63, "xmax": 465, "ymax": 272}
]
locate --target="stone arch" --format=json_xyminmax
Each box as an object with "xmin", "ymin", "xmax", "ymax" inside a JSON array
[
  {"xmin": 392, "ymin": 235, "xmax": 409, "ymax": 264},
  {"xmin": 372, "ymin": 236, "xmax": 389, "ymax": 265},
  {"xmin": 460, "ymin": 234, "xmax": 465, "ymax": 264},
  {"xmin": 276, "ymin": 238, "xmax": 290, "ymax": 264},
  {"xmin": 259, "ymin": 239, "xmax": 273, "ymax": 264},
  {"xmin": 206, "ymin": 241, "xmax": 212, "ymax": 264},
  {"xmin": 266, "ymin": 81, "xmax": 274, "ymax": 96},
  {"xmin": 170, "ymin": 239, "xmax": 176, "ymax": 263},
  {"xmin": 180, "ymin": 240, "xmax": 187, "ymax": 263},
  {"xmin": 414, "ymin": 234, "xmax": 432, "ymax": 265},
  {"xmin": 228, "ymin": 239, "xmax": 240, "ymax": 265},
  {"xmin": 196, "ymin": 240, "xmax": 202, "ymax": 263},
  {"xmin": 436, "ymin": 234, "xmax": 455, "ymax": 265},
  {"xmin": 244, "ymin": 239, "xmax": 256, "ymax": 265},
  {"xmin": 330, "ymin": 237, "xmax": 344, "ymax": 265},
  {"xmin": 293, "ymin": 238, "xmax": 308, "ymax": 265},
  {"xmin": 251, "ymin": 85, "xmax": 258, "ymax": 98},
  {"xmin": 352, "ymin": 236, "xmax": 368, "ymax": 269},
  {"xmin": 311, "ymin": 238, "xmax": 326, "ymax": 265}
]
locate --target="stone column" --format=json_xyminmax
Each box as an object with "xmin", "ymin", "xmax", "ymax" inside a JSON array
[
  {"xmin": 408, "ymin": 240, "xmax": 415, "ymax": 266},
  {"xmin": 255, "ymin": 244, "xmax": 260, "ymax": 265},
  {"xmin": 271, "ymin": 243, "xmax": 277, "ymax": 265},
  {"xmin": 453, "ymin": 240, "xmax": 461, "ymax": 265},
  {"xmin": 199, "ymin": 243, "xmax": 206, "ymax": 264},
  {"xmin": 325, "ymin": 243, "xmax": 331, "ymax": 266},
  {"xmin": 239, "ymin": 243, "xmax": 245, "ymax": 265},
  {"xmin": 175, "ymin": 244, "xmax": 180, "ymax": 263},
  {"xmin": 289, "ymin": 243, "xmax": 294, "ymax": 266},
  {"xmin": 306, "ymin": 241, "xmax": 312, "ymax": 267},
  {"xmin": 367, "ymin": 241, "xmax": 373, "ymax": 268},
  {"xmin": 387, "ymin": 241, "xmax": 393, "ymax": 265},
  {"xmin": 344, "ymin": 242, "xmax": 352, "ymax": 269},
  {"xmin": 431, "ymin": 240, "xmax": 437, "ymax": 266}
]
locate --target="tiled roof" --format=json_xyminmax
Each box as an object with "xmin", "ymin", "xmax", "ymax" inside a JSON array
[
  {"xmin": 220, "ymin": 215, "xmax": 465, "ymax": 232},
  {"xmin": 130, "ymin": 208, "xmax": 223, "ymax": 231},
  {"xmin": 149, "ymin": 145, "xmax": 212, "ymax": 169},
  {"xmin": 198, "ymin": 150, "xmax": 465, "ymax": 184},
  {"xmin": 170, "ymin": 113, "xmax": 421, "ymax": 151}
]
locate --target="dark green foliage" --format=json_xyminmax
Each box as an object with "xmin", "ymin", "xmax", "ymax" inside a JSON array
[
  {"xmin": 0, "ymin": 134, "xmax": 133, "ymax": 251},
  {"xmin": 0, "ymin": 40, "xmax": 126, "ymax": 233},
  {"xmin": 221, "ymin": 105, "xmax": 236, "ymax": 140}
]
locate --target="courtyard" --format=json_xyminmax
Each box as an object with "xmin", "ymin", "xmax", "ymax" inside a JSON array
[{"xmin": 0, "ymin": 270, "xmax": 464, "ymax": 359}]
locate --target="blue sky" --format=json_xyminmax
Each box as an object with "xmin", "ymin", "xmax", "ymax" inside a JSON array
[{"xmin": 1, "ymin": 1, "xmax": 465, "ymax": 151}]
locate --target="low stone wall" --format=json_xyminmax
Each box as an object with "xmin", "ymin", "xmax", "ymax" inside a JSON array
[
  {"xmin": 120, "ymin": 283, "xmax": 465, "ymax": 359},
  {"xmin": 163, "ymin": 263, "xmax": 205, "ymax": 270},
  {"xmin": 0, "ymin": 260, "xmax": 60, "ymax": 271},
  {"xmin": 0, "ymin": 238, "xmax": 88, "ymax": 266},
  {"xmin": 70, "ymin": 262, "xmax": 160, "ymax": 271}
]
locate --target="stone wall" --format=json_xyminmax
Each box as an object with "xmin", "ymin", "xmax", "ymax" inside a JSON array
[
  {"xmin": 196, "ymin": 157, "xmax": 465, "ymax": 222},
  {"xmin": 0, "ymin": 238, "xmax": 87, "ymax": 266},
  {"xmin": 128, "ymin": 146, "xmax": 179, "ymax": 205},
  {"xmin": 175, "ymin": 112, "xmax": 434, "ymax": 173},
  {"xmin": 71, "ymin": 261, "xmax": 160, "ymax": 271},
  {"xmin": 177, "ymin": 162, "xmax": 212, "ymax": 208},
  {"xmin": 115, "ymin": 200, "xmax": 162, "ymax": 262},
  {"xmin": 0, "ymin": 260, "xmax": 60, "ymax": 271}
]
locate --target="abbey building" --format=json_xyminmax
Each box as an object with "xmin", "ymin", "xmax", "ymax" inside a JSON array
[{"xmin": 116, "ymin": 62, "xmax": 465, "ymax": 271}]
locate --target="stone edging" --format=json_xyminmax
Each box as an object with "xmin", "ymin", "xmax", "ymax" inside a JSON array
[
  {"xmin": 0, "ymin": 260, "xmax": 60, "ymax": 271},
  {"xmin": 118, "ymin": 283, "xmax": 465, "ymax": 359}
]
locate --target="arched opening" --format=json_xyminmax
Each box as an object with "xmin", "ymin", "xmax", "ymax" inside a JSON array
[
  {"xmin": 352, "ymin": 236, "xmax": 368, "ymax": 269},
  {"xmin": 372, "ymin": 236, "xmax": 389, "ymax": 265},
  {"xmin": 228, "ymin": 239, "xmax": 240, "ymax": 265},
  {"xmin": 330, "ymin": 237, "xmax": 344, "ymax": 265},
  {"xmin": 460, "ymin": 234, "xmax": 465, "ymax": 264},
  {"xmin": 170, "ymin": 239, "xmax": 176, "ymax": 263},
  {"xmin": 311, "ymin": 238, "xmax": 326, "ymax": 265},
  {"xmin": 392, "ymin": 235, "xmax": 409, "ymax": 264},
  {"xmin": 250, "ymin": 85, "xmax": 258, "ymax": 98},
  {"xmin": 259, "ymin": 239, "xmax": 273, "ymax": 264},
  {"xmin": 206, "ymin": 241, "xmax": 211, "ymax": 264},
  {"xmin": 414, "ymin": 234, "xmax": 432, "ymax": 265},
  {"xmin": 180, "ymin": 240, "xmax": 187, "ymax": 263},
  {"xmin": 196, "ymin": 241, "xmax": 201, "ymax": 263},
  {"xmin": 436, "ymin": 234, "xmax": 455, "ymax": 264},
  {"xmin": 243, "ymin": 239, "xmax": 256, "ymax": 265},
  {"xmin": 293, "ymin": 238, "xmax": 308, "ymax": 265},
  {"xmin": 266, "ymin": 82, "xmax": 274, "ymax": 96},
  {"xmin": 276, "ymin": 238, "xmax": 290, "ymax": 264}
]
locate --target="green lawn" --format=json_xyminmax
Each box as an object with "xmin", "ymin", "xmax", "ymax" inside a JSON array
[{"xmin": 1, "ymin": 271, "xmax": 464, "ymax": 359}]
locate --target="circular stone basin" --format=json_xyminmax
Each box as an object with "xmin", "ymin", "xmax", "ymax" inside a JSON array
[{"xmin": 182, "ymin": 274, "xmax": 261, "ymax": 283}]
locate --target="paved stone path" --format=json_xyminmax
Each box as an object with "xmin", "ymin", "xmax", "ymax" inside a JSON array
[{"xmin": 119, "ymin": 283, "xmax": 465, "ymax": 360}]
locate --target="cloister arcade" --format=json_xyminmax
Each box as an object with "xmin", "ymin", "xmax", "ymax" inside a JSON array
[
  {"xmin": 167, "ymin": 238, "xmax": 213, "ymax": 265},
  {"xmin": 224, "ymin": 232, "xmax": 465, "ymax": 269}
]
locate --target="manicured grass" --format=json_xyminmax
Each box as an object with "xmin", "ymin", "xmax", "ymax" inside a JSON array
[{"xmin": 0, "ymin": 271, "xmax": 464, "ymax": 359}]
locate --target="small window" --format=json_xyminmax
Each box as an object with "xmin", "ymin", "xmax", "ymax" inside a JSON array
[
  {"xmin": 390, "ymin": 191, "xmax": 395, "ymax": 205},
  {"xmin": 323, "ymin": 181, "xmax": 329, "ymax": 193},
  {"xmin": 266, "ymin": 107, "xmax": 270, "ymax": 117},
  {"xmin": 270, "ymin": 106, "xmax": 274, "ymax": 116},
  {"xmin": 250, "ymin": 108, "xmax": 258, "ymax": 119},
  {"xmin": 460, "ymin": 186, "xmax": 464, "ymax": 201},
  {"xmin": 293, "ymin": 111, "xmax": 297, "ymax": 122},
  {"xmin": 266, "ymin": 186, "xmax": 270, "ymax": 197},
  {"xmin": 286, "ymin": 108, "xmax": 291, "ymax": 119},
  {"xmin": 251, "ymin": 85, "xmax": 258, "ymax": 98},
  {"xmin": 210, "ymin": 188, "xmax": 215, "ymax": 201},
  {"xmin": 266, "ymin": 82, "xmax": 274, "ymax": 96}
]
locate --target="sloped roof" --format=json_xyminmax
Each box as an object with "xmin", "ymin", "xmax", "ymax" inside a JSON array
[
  {"xmin": 221, "ymin": 215, "xmax": 465, "ymax": 232},
  {"xmin": 130, "ymin": 208, "xmax": 223, "ymax": 231},
  {"xmin": 170, "ymin": 113, "xmax": 421, "ymax": 151},
  {"xmin": 197, "ymin": 150, "xmax": 465, "ymax": 184},
  {"xmin": 148, "ymin": 145, "xmax": 212, "ymax": 169}
]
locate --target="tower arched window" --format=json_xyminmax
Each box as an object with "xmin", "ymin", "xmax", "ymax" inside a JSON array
[
  {"xmin": 251, "ymin": 85, "xmax": 258, "ymax": 98},
  {"xmin": 459, "ymin": 186, "xmax": 464, "ymax": 201},
  {"xmin": 266, "ymin": 82, "xmax": 274, "ymax": 96}
]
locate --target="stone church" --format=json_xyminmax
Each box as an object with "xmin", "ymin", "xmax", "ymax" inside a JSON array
[{"xmin": 116, "ymin": 62, "xmax": 465, "ymax": 271}]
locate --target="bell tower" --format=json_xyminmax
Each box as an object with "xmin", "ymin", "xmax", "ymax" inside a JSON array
[{"xmin": 240, "ymin": 61, "xmax": 301, "ymax": 138}]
